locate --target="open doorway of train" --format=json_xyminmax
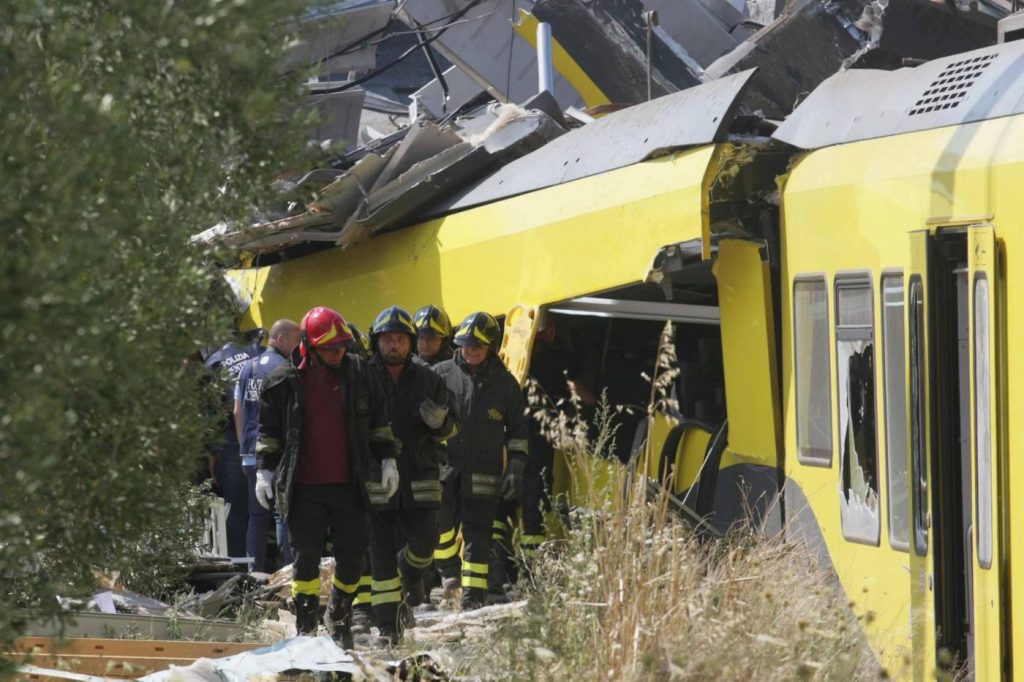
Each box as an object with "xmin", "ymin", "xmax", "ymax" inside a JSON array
[
  {"xmin": 915, "ymin": 227, "xmax": 1006, "ymax": 679},
  {"xmin": 521, "ymin": 241, "xmax": 728, "ymax": 521}
]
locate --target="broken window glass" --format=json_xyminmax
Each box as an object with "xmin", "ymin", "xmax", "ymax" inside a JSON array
[
  {"xmin": 794, "ymin": 278, "xmax": 832, "ymax": 464},
  {"xmin": 836, "ymin": 279, "xmax": 880, "ymax": 544},
  {"xmin": 882, "ymin": 275, "xmax": 909, "ymax": 550}
]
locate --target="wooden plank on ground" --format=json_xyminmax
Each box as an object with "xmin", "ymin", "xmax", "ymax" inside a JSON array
[
  {"xmin": 14, "ymin": 637, "xmax": 261, "ymax": 659},
  {"xmin": 8, "ymin": 637, "xmax": 266, "ymax": 680}
]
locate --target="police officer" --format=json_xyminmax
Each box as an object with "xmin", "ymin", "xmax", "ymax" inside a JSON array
[
  {"xmin": 414, "ymin": 305, "xmax": 453, "ymax": 365},
  {"xmin": 433, "ymin": 312, "xmax": 530, "ymax": 610},
  {"xmin": 254, "ymin": 306, "xmax": 399, "ymax": 647},
  {"xmin": 205, "ymin": 328, "xmax": 263, "ymax": 559},
  {"xmin": 234, "ymin": 319, "xmax": 301, "ymax": 572},
  {"xmin": 366, "ymin": 306, "xmax": 458, "ymax": 644}
]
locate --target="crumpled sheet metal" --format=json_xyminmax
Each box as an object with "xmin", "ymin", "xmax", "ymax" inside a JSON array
[
  {"xmin": 435, "ymin": 69, "xmax": 756, "ymax": 216},
  {"xmin": 706, "ymin": 0, "xmax": 999, "ymax": 119}
]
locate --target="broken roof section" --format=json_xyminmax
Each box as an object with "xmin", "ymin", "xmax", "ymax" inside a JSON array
[
  {"xmin": 773, "ymin": 39, "xmax": 1024, "ymax": 149},
  {"xmin": 196, "ymin": 0, "xmax": 1014, "ymax": 259},
  {"xmin": 706, "ymin": 0, "xmax": 999, "ymax": 119}
]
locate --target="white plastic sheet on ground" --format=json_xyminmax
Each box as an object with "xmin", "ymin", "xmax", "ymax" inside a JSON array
[{"xmin": 139, "ymin": 636, "xmax": 368, "ymax": 682}]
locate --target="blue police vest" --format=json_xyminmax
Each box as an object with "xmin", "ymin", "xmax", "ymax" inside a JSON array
[{"xmin": 235, "ymin": 347, "xmax": 289, "ymax": 464}]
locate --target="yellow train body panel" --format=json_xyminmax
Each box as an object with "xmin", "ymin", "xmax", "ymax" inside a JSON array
[
  {"xmin": 781, "ymin": 114, "xmax": 1024, "ymax": 679},
  {"xmin": 232, "ymin": 146, "xmax": 713, "ymax": 331}
]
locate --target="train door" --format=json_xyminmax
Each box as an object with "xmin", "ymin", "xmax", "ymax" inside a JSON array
[
  {"xmin": 965, "ymin": 224, "xmax": 1005, "ymax": 681},
  {"xmin": 907, "ymin": 230, "xmax": 936, "ymax": 681},
  {"xmin": 910, "ymin": 225, "xmax": 1006, "ymax": 680}
]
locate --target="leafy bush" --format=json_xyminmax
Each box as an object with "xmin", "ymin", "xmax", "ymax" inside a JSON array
[{"xmin": 0, "ymin": 0, "xmax": 314, "ymax": 667}]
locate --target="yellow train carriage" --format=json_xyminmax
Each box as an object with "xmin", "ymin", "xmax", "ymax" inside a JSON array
[
  {"xmin": 774, "ymin": 40, "xmax": 1024, "ymax": 680},
  {"xmin": 229, "ymin": 72, "xmax": 788, "ymax": 534}
]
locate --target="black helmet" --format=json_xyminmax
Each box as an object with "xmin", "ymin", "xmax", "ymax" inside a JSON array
[
  {"xmin": 347, "ymin": 323, "xmax": 371, "ymax": 357},
  {"xmin": 370, "ymin": 305, "xmax": 417, "ymax": 343},
  {"xmin": 414, "ymin": 305, "xmax": 452, "ymax": 339},
  {"xmin": 454, "ymin": 311, "xmax": 500, "ymax": 348}
]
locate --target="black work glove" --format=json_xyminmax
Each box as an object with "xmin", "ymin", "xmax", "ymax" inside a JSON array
[{"xmin": 501, "ymin": 458, "xmax": 526, "ymax": 502}]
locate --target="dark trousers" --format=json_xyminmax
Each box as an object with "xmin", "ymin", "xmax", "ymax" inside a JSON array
[
  {"xmin": 369, "ymin": 508, "xmax": 439, "ymax": 628},
  {"xmin": 521, "ymin": 432, "xmax": 554, "ymax": 552},
  {"xmin": 287, "ymin": 483, "xmax": 369, "ymax": 599},
  {"xmin": 216, "ymin": 447, "xmax": 248, "ymax": 559},
  {"xmin": 243, "ymin": 465, "xmax": 273, "ymax": 572},
  {"xmin": 436, "ymin": 475, "xmax": 462, "ymax": 578}
]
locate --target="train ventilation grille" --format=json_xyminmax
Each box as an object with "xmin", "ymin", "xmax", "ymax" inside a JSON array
[{"xmin": 908, "ymin": 53, "xmax": 997, "ymax": 116}]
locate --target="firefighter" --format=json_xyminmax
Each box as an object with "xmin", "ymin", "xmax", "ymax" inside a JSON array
[
  {"xmin": 344, "ymin": 322, "xmax": 375, "ymax": 630},
  {"xmin": 366, "ymin": 305, "xmax": 458, "ymax": 644},
  {"xmin": 413, "ymin": 304, "xmax": 454, "ymax": 594},
  {"xmin": 254, "ymin": 306, "xmax": 399, "ymax": 648},
  {"xmin": 348, "ymin": 323, "xmax": 372, "ymax": 360},
  {"xmin": 414, "ymin": 304, "xmax": 453, "ymax": 365},
  {"xmin": 433, "ymin": 312, "xmax": 530, "ymax": 610}
]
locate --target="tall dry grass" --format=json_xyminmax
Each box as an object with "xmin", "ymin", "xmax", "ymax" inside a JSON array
[
  {"xmin": 454, "ymin": 443, "xmax": 879, "ymax": 680},
  {"xmin": 453, "ymin": 333, "xmax": 880, "ymax": 679}
]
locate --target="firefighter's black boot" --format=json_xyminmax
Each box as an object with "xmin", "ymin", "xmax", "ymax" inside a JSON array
[
  {"xmin": 460, "ymin": 586, "xmax": 487, "ymax": 611},
  {"xmin": 398, "ymin": 548, "xmax": 427, "ymax": 608},
  {"xmin": 324, "ymin": 587, "xmax": 355, "ymax": 650},
  {"xmin": 351, "ymin": 602, "xmax": 374, "ymax": 635},
  {"xmin": 294, "ymin": 594, "xmax": 320, "ymax": 636}
]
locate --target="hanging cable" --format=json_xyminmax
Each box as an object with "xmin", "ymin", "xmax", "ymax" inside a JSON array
[{"xmin": 299, "ymin": 0, "xmax": 491, "ymax": 96}]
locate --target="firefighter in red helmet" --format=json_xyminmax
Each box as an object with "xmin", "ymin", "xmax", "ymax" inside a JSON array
[{"xmin": 254, "ymin": 306, "xmax": 399, "ymax": 647}]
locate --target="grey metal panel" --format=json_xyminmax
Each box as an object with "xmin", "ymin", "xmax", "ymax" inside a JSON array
[
  {"xmin": 774, "ymin": 40, "xmax": 1024, "ymax": 149},
  {"xmin": 436, "ymin": 69, "xmax": 756, "ymax": 214},
  {"xmin": 400, "ymin": 0, "xmax": 585, "ymax": 109},
  {"xmin": 280, "ymin": 0, "xmax": 395, "ymax": 75},
  {"xmin": 548, "ymin": 297, "xmax": 721, "ymax": 325}
]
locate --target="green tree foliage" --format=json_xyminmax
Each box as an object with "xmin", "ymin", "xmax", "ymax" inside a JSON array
[{"xmin": 0, "ymin": 0, "xmax": 312, "ymax": 660}]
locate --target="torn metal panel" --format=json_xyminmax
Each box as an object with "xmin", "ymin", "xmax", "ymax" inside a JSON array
[
  {"xmin": 301, "ymin": 85, "xmax": 364, "ymax": 146},
  {"xmin": 216, "ymin": 152, "xmax": 389, "ymax": 254},
  {"xmin": 348, "ymin": 109, "xmax": 565, "ymax": 238},
  {"xmin": 707, "ymin": 0, "xmax": 999, "ymax": 120},
  {"xmin": 643, "ymin": 0, "xmax": 743, "ymax": 67},
  {"xmin": 436, "ymin": 69, "xmax": 756, "ymax": 215},
  {"xmin": 410, "ymin": 64, "xmax": 488, "ymax": 120},
  {"xmin": 773, "ymin": 40, "xmax": 1024, "ymax": 149},
  {"xmin": 280, "ymin": 0, "xmax": 395, "ymax": 76},
  {"xmin": 370, "ymin": 120, "xmax": 463, "ymax": 191},
  {"xmin": 400, "ymin": 0, "xmax": 586, "ymax": 109},
  {"xmin": 532, "ymin": 0, "xmax": 701, "ymax": 103}
]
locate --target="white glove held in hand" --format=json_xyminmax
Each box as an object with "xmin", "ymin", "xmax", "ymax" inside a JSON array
[
  {"xmin": 255, "ymin": 469, "xmax": 276, "ymax": 510},
  {"xmin": 382, "ymin": 458, "xmax": 400, "ymax": 499},
  {"xmin": 419, "ymin": 399, "xmax": 448, "ymax": 429}
]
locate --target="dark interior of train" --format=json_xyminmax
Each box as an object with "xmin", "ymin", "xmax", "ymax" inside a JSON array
[{"xmin": 521, "ymin": 256, "xmax": 727, "ymax": 464}]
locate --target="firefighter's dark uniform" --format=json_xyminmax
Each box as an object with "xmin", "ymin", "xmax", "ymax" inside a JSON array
[
  {"xmin": 255, "ymin": 353, "xmax": 396, "ymax": 636},
  {"xmin": 433, "ymin": 352, "xmax": 530, "ymax": 606},
  {"xmin": 366, "ymin": 353, "xmax": 457, "ymax": 635}
]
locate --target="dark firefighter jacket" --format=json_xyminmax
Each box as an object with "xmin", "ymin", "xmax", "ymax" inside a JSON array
[
  {"xmin": 255, "ymin": 353, "xmax": 397, "ymax": 518},
  {"xmin": 418, "ymin": 345, "xmax": 453, "ymax": 366},
  {"xmin": 366, "ymin": 354, "xmax": 458, "ymax": 511},
  {"xmin": 433, "ymin": 352, "xmax": 529, "ymax": 500}
]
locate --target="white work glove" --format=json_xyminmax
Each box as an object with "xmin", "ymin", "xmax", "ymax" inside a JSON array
[
  {"xmin": 255, "ymin": 469, "xmax": 276, "ymax": 510},
  {"xmin": 381, "ymin": 458, "xmax": 400, "ymax": 499},
  {"xmin": 418, "ymin": 398, "xmax": 448, "ymax": 430}
]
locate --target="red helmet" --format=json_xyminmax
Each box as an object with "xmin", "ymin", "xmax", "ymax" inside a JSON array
[{"xmin": 299, "ymin": 307, "xmax": 353, "ymax": 366}]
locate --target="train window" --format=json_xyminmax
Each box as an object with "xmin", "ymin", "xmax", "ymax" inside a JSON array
[
  {"xmin": 835, "ymin": 277, "xmax": 880, "ymax": 545},
  {"xmin": 909, "ymin": 276, "xmax": 928, "ymax": 556},
  {"xmin": 882, "ymin": 275, "xmax": 909, "ymax": 551},
  {"xmin": 794, "ymin": 278, "xmax": 832, "ymax": 465},
  {"xmin": 974, "ymin": 276, "xmax": 992, "ymax": 569}
]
